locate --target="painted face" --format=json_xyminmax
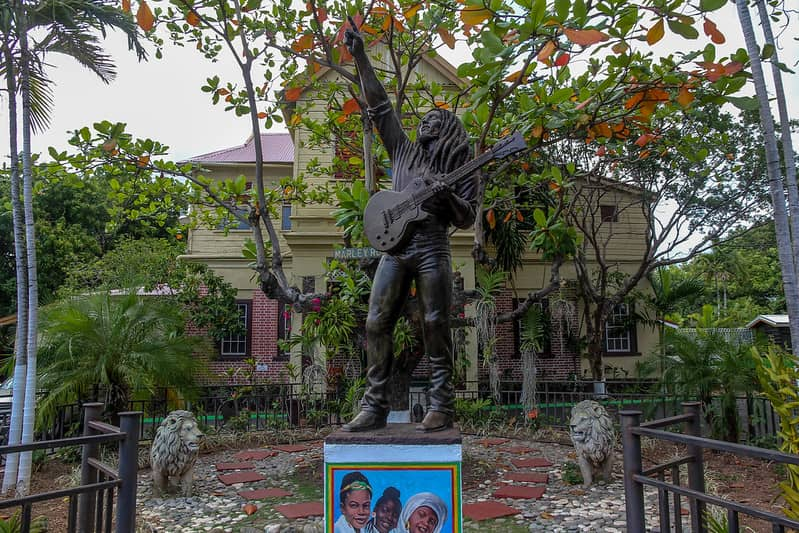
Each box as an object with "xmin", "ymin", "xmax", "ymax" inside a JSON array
[
  {"xmin": 341, "ymin": 489, "xmax": 371, "ymax": 530},
  {"xmin": 417, "ymin": 110, "xmax": 442, "ymax": 143},
  {"xmin": 408, "ymin": 505, "xmax": 439, "ymax": 533},
  {"xmin": 374, "ymin": 499, "xmax": 400, "ymax": 533}
]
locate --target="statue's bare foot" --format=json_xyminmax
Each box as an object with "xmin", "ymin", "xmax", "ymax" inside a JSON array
[
  {"xmin": 416, "ymin": 411, "xmax": 453, "ymax": 432},
  {"xmin": 342, "ymin": 410, "xmax": 387, "ymax": 432}
]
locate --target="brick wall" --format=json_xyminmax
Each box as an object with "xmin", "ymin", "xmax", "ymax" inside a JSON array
[
  {"xmin": 188, "ymin": 290, "xmax": 292, "ymax": 385},
  {"xmin": 478, "ymin": 287, "xmax": 581, "ymax": 383}
]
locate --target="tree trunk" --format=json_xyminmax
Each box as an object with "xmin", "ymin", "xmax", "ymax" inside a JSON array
[
  {"xmin": 755, "ymin": 0, "xmax": 799, "ymax": 277},
  {"xmin": 17, "ymin": 13, "xmax": 38, "ymax": 495},
  {"xmin": 1, "ymin": 30, "xmax": 28, "ymax": 495},
  {"xmin": 735, "ymin": 1, "xmax": 799, "ymax": 360}
]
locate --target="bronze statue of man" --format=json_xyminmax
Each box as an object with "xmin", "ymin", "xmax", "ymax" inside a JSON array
[{"xmin": 342, "ymin": 22, "xmax": 478, "ymax": 433}]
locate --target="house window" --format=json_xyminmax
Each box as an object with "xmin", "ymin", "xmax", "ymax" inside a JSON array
[
  {"xmin": 600, "ymin": 205, "xmax": 618, "ymax": 223},
  {"xmin": 604, "ymin": 303, "xmax": 637, "ymax": 354},
  {"xmin": 220, "ymin": 301, "xmax": 251, "ymax": 357},
  {"xmin": 218, "ymin": 208, "xmax": 251, "ymax": 231},
  {"xmin": 276, "ymin": 303, "xmax": 292, "ymax": 360},
  {"xmin": 281, "ymin": 202, "xmax": 292, "ymax": 231}
]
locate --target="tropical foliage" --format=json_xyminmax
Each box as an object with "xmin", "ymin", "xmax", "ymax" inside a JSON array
[{"xmin": 36, "ymin": 291, "xmax": 201, "ymax": 424}]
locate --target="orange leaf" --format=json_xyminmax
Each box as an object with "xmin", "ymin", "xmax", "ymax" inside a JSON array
[
  {"xmin": 257, "ymin": 112, "xmax": 268, "ymax": 119},
  {"xmin": 290, "ymin": 114, "xmax": 302, "ymax": 127},
  {"xmin": 624, "ymin": 92, "xmax": 645, "ymax": 110},
  {"xmin": 315, "ymin": 6, "xmax": 328, "ymax": 23},
  {"xmin": 703, "ymin": 18, "xmax": 717, "ymax": 38},
  {"xmin": 532, "ymin": 124, "xmax": 544, "ymax": 138},
  {"xmin": 217, "ymin": 88, "xmax": 230, "ymax": 95},
  {"xmin": 537, "ymin": 40, "xmax": 556, "ymax": 63},
  {"xmin": 186, "ymin": 11, "xmax": 200, "ymax": 26},
  {"xmin": 503, "ymin": 211, "xmax": 513, "ymax": 223},
  {"xmin": 435, "ymin": 101, "xmax": 450, "ymax": 109},
  {"xmin": 243, "ymin": 504, "xmax": 257, "ymax": 516},
  {"xmin": 595, "ymin": 122, "xmax": 612, "ymax": 138},
  {"xmin": 635, "ymin": 133, "xmax": 654, "ymax": 147},
  {"xmin": 403, "ymin": 3, "xmax": 421, "ymax": 19},
  {"xmin": 612, "ymin": 42, "xmax": 628, "ymax": 54},
  {"xmin": 647, "ymin": 19, "xmax": 664, "ymax": 45},
  {"xmin": 438, "ymin": 27, "xmax": 455, "ymax": 49},
  {"xmin": 711, "ymin": 28, "xmax": 725, "ymax": 45},
  {"xmin": 504, "ymin": 69, "xmax": 525, "ymax": 83},
  {"xmin": 554, "ymin": 53, "xmax": 570, "ymax": 67},
  {"xmin": 516, "ymin": 210, "xmax": 524, "ymax": 222},
  {"xmin": 136, "ymin": 0, "xmax": 155, "ymax": 32},
  {"xmin": 636, "ymin": 101, "xmax": 657, "ymax": 121},
  {"xmin": 677, "ymin": 86, "xmax": 695, "ymax": 107},
  {"xmin": 292, "ymin": 34, "xmax": 314, "ymax": 52},
  {"xmin": 486, "ymin": 209, "xmax": 496, "ymax": 229},
  {"xmin": 342, "ymin": 98, "xmax": 360, "ymax": 115},
  {"xmin": 336, "ymin": 114, "xmax": 348, "ymax": 124},
  {"xmin": 563, "ymin": 28, "xmax": 609, "ymax": 46},
  {"xmin": 461, "ymin": 6, "xmax": 491, "ymax": 25},
  {"xmin": 724, "ymin": 61, "xmax": 743, "ymax": 75},
  {"xmin": 137, "ymin": 155, "xmax": 151, "ymax": 167},
  {"xmin": 285, "ymin": 87, "xmax": 302, "ymax": 101},
  {"xmin": 646, "ymin": 88, "xmax": 670, "ymax": 101},
  {"xmin": 122, "ymin": 0, "xmax": 130, "ymax": 13}
]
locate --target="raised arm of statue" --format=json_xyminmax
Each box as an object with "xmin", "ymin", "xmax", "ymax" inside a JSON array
[{"xmin": 344, "ymin": 17, "xmax": 406, "ymax": 156}]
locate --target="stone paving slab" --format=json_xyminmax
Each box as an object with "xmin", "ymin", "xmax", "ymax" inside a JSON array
[
  {"xmin": 216, "ymin": 462, "xmax": 255, "ymax": 471},
  {"xmin": 272, "ymin": 444, "xmax": 310, "ymax": 453},
  {"xmin": 463, "ymin": 501, "xmax": 521, "ymax": 521},
  {"xmin": 503, "ymin": 472, "xmax": 549, "ymax": 483},
  {"xmin": 238, "ymin": 487, "xmax": 293, "ymax": 500},
  {"xmin": 217, "ymin": 471, "xmax": 267, "ymax": 485},
  {"xmin": 492, "ymin": 485, "xmax": 546, "ymax": 500},
  {"xmin": 234, "ymin": 449, "xmax": 278, "ymax": 461},
  {"xmin": 274, "ymin": 501, "xmax": 324, "ymax": 519},
  {"xmin": 511, "ymin": 457, "xmax": 553, "ymax": 468}
]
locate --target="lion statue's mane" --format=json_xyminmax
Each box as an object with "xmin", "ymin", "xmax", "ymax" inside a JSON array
[
  {"xmin": 150, "ymin": 410, "xmax": 204, "ymax": 497},
  {"xmin": 569, "ymin": 400, "xmax": 616, "ymax": 487}
]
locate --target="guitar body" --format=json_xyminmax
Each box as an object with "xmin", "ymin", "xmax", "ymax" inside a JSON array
[
  {"xmin": 362, "ymin": 132, "xmax": 527, "ymax": 254},
  {"xmin": 364, "ymin": 187, "xmax": 429, "ymax": 253}
]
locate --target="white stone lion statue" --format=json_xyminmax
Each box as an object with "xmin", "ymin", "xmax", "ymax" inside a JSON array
[
  {"xmin": 569, "ymin": 400, "xmax": 616, "ymax": 487},
  {"xmin": 150, "ymin": 410, "xmax": 204, "ymax": 497}
]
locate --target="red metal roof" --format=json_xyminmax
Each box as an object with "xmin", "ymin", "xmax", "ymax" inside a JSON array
[{"xmin": 187, "ymin": 133, "xmax": 293, "ymax": 164}]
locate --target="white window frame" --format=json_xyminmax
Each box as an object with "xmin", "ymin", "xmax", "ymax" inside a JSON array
[
  {"xmin": 220, "ymin": 301, "xmax": 250, "ymax": 357},
  {"xmin": 605, "ymin": 303, "xmax": 632, "ymax": 353}
]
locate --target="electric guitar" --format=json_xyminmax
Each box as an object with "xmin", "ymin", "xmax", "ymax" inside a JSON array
[{"xmin": 364, "ymin": 132, "xmax": 527, "ymax": 253}]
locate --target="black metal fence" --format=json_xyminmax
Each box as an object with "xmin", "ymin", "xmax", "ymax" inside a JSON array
[
  {"xmin": 621, "ymin": 402, "xmax": 799, "ymax": 533},
  {"xmin": 7, "ymin": 380, "xmax": 783, "ymax": 447},
  {"xmin": 0, "ymin": 403, "xmax": 140, "ymax": 533}
]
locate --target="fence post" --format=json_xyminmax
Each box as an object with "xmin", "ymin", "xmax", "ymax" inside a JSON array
[
  {"xmin": 78, "ymin": 402, "xmax": 103, "ymax": 533},
  {"xmin": 116, "ymin": 411, "xmax": 142, "ymax": 533},
  {"xmin": 683, "ymin": 401, "xmax": 706, "ymax": 533},
  {"xmin": 621, "ymin": 409, "xmax": 645, "ymax": 533}
]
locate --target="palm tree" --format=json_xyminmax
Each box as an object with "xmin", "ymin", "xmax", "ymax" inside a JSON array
[
  {"xmin": 36, "ymin": 291, "xmax": 201, "ymax": 424},
  {"xmin": 659, "ymin": 326, "xmax": 758, "ymax": 442},
  {"xmin": 0, "ymin": 0, "xmax": 145, "ymax": 495},
  {"xmin": 735, "ymin": 0, "xmax": 799, "ymax": 361}
]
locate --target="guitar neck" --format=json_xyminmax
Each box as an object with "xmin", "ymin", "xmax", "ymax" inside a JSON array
[{"xmin": 412, "ymin": 149, "xmax": 495, "ymax": 205}]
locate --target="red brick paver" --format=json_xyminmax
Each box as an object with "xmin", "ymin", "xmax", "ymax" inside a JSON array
[
  {"xmin": 238, "ymin": 488, "xmax": 293, "ymax": 500},
  {"xmin": 492, "ymin": 485, "xmax": 546, "ymax": 500},
  {"xmin": 511, "ymin": 457, "xmax": 553, "ymax": 468},
  {"xmin": 217, "ymin": 471, "xmax": 266, "ymax": 485},
  {"xmin": 503, "ymin": 472, "xmax": 549, "ymax": 483},
  {"xmin": 273, "ymin": 444, "xmax": 309, "ymax": 453},
  {"xmin": 463, "ymin": 501, "xmax": 521, "ymax": 521},
  {"xmin": 216, "ymin": 462, "xmax": 255, "ymax": 471},
  {"xmin": 479, "ymin": 438, "xmax": 509, "ymax": 447},
  {"xmin": 234, "ymin": 450, "xmax": 278, "ymax": 461},
  {"xmin": 275, "ymin": 502, "xmax": 324, "ymax": 519},
  {"xmin": 503, "ymin": 446, "xmax": 539, "ymax": 455}
]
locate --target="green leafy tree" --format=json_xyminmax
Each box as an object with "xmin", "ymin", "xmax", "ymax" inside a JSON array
[{"xmin": 36, "ymin": 291, "xmax": 201, "ymax": 424}]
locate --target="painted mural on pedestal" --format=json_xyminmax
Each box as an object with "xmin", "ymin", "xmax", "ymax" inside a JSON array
[{"xmin": 326, "ymin": 463, "xmax": 461, "ymax": 533}]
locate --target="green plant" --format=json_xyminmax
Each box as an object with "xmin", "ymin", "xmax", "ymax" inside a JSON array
[
  {"xmin": 752, "ymin": 345, "xmax": 799, "ymax": 520},
  {"xmin": 339, "ymin": 377, "xmax": 366, "ymax": 423},
  {"xmin": 0, "ymin": 511, "xmax": 47, "ymax": 533},
  {"xmin": 226, "ymin": 409, "xmax": 251, "ymax": 433},
  {"xmin": 454, "ymin": 398, "xmax": 492, "ymax": 428},
  {"xmin": 561, "ymin": 461, "xmax": 583, "ymax": 486}
]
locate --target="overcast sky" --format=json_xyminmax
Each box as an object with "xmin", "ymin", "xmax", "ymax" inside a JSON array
[{"xmin": 1, "ymin": 4, "xmax": 797, "ymax": 164}]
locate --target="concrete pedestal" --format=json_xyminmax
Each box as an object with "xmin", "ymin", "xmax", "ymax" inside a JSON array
[{"xmin": 324, "ymin": 424, "xmax": 462, "ymax": 532}]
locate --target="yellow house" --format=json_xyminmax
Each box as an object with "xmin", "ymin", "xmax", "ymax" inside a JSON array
[{"xmin": 181, "ymin": 50, "xmax": 657, "ymax": 387}]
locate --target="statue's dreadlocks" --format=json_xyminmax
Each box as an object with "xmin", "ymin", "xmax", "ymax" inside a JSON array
[{"xmin": 408, "ymin": 108, "xmax": 471, "ymax": 175}]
